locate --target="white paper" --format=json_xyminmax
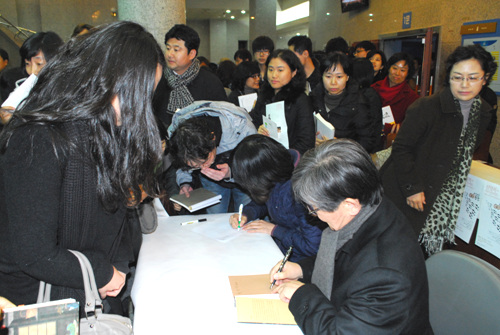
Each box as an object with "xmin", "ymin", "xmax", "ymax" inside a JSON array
[
  {"xmin": 238, "ymin": 93, "xmax": 258, "ymax": 112},
  {"xmin": 475, "ymin": 181, "xmax": 500, "ymax": 259},
  {"xmin": 191, "ymin": 219, "xmax": 241, "ymax": 243},
  {"xmin": 265, "ymin": 101, "xmax": 289, "ymax": 149},
  {"xmin": 382, "ymin": 105, "xmax": 395, "ymax": 125},
  {"xmin": 314, "ymin": 112, "xmax": 335, "ymax": 140},
  {"xmin": 262, "ymin": 115, "xmax": 279, "ymax": 141},
  {"xmin": 455, "ymin": 174, "xmax": 484, "ymax": 243}
]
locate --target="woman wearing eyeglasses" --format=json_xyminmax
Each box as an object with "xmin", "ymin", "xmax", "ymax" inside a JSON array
[
  {"xmin": 380, "ymin": 44, "xmax": 497, "ymax": 256},
  {"xmin": 228, "ymin": 61, "xmax": 260, "ymax": 107}
]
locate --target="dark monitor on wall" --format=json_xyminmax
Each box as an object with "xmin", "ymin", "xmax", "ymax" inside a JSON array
[{"xmin": 341, "ymin": 0, "xmax": 369, "ymax": 13}]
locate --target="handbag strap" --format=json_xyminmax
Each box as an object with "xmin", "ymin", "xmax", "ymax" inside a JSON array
[{"xmin": 68, "ymin": 249, "xmax": 103, "ymax": 316}]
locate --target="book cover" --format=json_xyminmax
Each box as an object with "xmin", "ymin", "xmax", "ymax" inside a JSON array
[
  {"xmin": 228, "ymin": 274, "xmax": 297, "ymax": 325},
  {"xmin": 3, "ymin": 299, "xmax": 79, "ymax": 335},
  {"xmin": 314, "ymin": 113, "xmax": 335, "ymax": 140},
  {"xmin": 170, "ymin": 188, "xmax": 222, "ymax": 212}
]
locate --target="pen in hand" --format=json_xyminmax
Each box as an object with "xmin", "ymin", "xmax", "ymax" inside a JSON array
[
  {"xmin": 270, "ymin": 245, "xmax": 293, "ymax": 289},
  {"xmin": 238, "ymin": 204, "xmax": 243, "ymax": 231}
]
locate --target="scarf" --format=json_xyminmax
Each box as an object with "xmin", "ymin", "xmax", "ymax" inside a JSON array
[
  {"xmin": 419, "ymin": 96, "xmax": 482, "ymax": 256},
  {"xmin": 311, "ymin": 203, "xmax": 379, "ymax": 298},
  {"xmin": 324, "ymin": 90, "xmax": 345, "ymax": 113},
  {"xmin": 373, "ymin": 77, "xmax": 405, "ymax": 106},
  {"xmin": 165, "ymin": 58, "xmax": 201, "ymax": 114}
]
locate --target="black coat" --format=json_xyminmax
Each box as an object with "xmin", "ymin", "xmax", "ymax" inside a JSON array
[
  {"xmin": 252, "ymin": 85, "xmax": 315, "ymax": 154},
  {"xmin": 290, "ymin": 198, "xmax": 433, "ymax": 334},
  {"xmin": 380, "ymin": 87, "xmax": 493, "ymax": 235},
  {"xmin": 152, "ymin": 67, "xmax": 228, "ymax": 129},
  {"xmin": 310, "ymin": 82, "xmax": 377, "ymax": 153}
]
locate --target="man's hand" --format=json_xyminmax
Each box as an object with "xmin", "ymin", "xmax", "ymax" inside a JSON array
[{"xmin": 201, "ymin": 163, "xmax": 230, "ymax": 181}]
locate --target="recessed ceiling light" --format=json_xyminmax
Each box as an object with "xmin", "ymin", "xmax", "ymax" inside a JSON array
[
  {"xmin": 250, "ymin": 16, "xmax": 255, "ymax": 20},
  {"xmin": 369, "ymin": 13, "xmax": 373, "ymax": 16},
  {"xmin": 241, "ymin": 10, "xmax": 246, "ymax": 14},
  {"xmin": 369, "ymin": 19, "xmax": 373, "ymax": 21},
  {"xmin": 326, "ymin": 12, "xmax": 330, "ymax": 16},
  {"xmin": 231, "ymin": 16, "xmax": 235, "ymax": 19},
  {"xmin": 226, "ymin": 9, "xmax": 231, "ymax": 13}
]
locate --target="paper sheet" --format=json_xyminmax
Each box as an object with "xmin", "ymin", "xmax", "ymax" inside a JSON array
[
  {"xmin": 228, "ymin": 274, "xmax": 272, "ymax": 296},
  {"xmin": 191, "ymin": 220, "xmax": 240, "ymax": 242},
  {"xmin": 265, "ymin": 101, "xmax": 289, "ymax": 149},
  {"xmin": 476, "ymin": 181, "xmax": 500, "ymax": 258},
  {"xmin": 238, "ymin": 93, "xmax": 258, "ymax": 112},
  {"xmin": 455, "ymin": 174, "xmax": 484, "ymax": 243},
  {"xmin": 382, "ymin": 105, "xmax": 395, "ymax": 125},
  {"xmin": 235, "ymin": 296, "xmax": 296, "ymax": 325}
]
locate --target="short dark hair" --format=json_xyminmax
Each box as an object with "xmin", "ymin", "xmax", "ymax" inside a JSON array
[
  {"xmin": 252, "ymin": 36, "xmax": 274, "ymax": 54},
  {"xmin": 232, "ymin": 134, "xmax": 293, "ymax": 204},
  {"xmin": 351, "ymin": 57, "xmax": 374, "ymax": 88},
  {"xmin": 325, "ymin": 37, "xmax": 348, "ymax": 54},
  {"xmin": 355, "ymin": 40, "xmax": 376, "ymax": 53},
  {"xmin": 71, "ymin": 23, "xmax": 94, "ymax": 37},
  {"xmin": 0, "ymin": 49, "xmax": 9, "ymax": 61},
  {"xmin": 366, "ymin": 49, "xmax": 387, "ymax": 75},
  {"xmin": 169, "ymin": 117, "xmax": 216, "ymax": 170},
  {"xmin": 320, "ymin": 52, "xmax": 352, "ymax": 76},
  {"xmin": 19, "ymin": 32, "xmax": 64, "ymax": 66},
  {"xmin": 444, "ymin": 44, "xmax": 498, "ymax": 86},
  {"xmin": 262, "ymin": 49, "xmax": 306, "ymax": 93},
  {"xmin": 164, "ymin": 24, "xmax": 200, "ymax": 55},
  {"xmin": 231, "ymin": 61, "xmax": 260, "ymax": 91},
  {"xmin": 234, "ymin": 49, "xmax": 252, "ymax": 62},
  {"xmin": 386, "ymin": 52, "xmax": 415, "ymax": 82},
  {"xmin": 216, "ymin": 60, "xmax": 237, "ymax": 88},
  {"xmin": 288, "ymin": 35, "xmax": 312, "ymax": 56},
  {"xmin": 292, "ymin": 139, "xmax": 383, "ymax": 211}
]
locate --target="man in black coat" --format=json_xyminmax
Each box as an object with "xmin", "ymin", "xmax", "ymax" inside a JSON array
[{"xmin": 271, "ymin": 140, "xmax": 433, "ymax": 334}]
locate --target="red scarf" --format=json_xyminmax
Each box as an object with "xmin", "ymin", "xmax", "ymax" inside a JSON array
[{"xmin": 372, "ymin": 77, "xmax": 405, "ymax": 106}]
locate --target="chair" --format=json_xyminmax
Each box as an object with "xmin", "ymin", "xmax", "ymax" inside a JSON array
[{"xmin": 426, "ymin": 250, "xmax": 500, "ymax": 335}]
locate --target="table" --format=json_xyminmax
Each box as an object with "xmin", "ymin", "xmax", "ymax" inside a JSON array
[{"xmin": 131, "ymin": 203, "xmax": 302, "ymax": 334}]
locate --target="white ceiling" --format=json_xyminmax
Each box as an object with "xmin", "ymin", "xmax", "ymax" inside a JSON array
[{"xmin": 186, "ymin": 0, "xmax": 250, "ymax": 20}]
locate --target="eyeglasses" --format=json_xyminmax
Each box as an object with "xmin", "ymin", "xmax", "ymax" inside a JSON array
[
  {"xmin": 450, "ymin": 75, "xmax": 484, "ymax": 84},
  {"xmin": 256, "ymin": 49, "xmax": 270, "ymax": 55},
  {"xmin": 306, "ymin": 204, "xmax": 319, "ymax": 216}
]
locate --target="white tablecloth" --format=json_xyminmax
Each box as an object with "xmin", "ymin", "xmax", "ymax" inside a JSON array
[{"xmin": 131, "ymin": 207, "xmax": 302, "ymax": 334}]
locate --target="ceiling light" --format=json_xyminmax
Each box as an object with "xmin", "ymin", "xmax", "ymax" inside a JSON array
[
  {"xmin": 369, "ymin": 13, "xmax": 373, "ymax": 16},
  {"xmin": 326, "ymin": 12, "xmax": 330, "ymax": 16},
  {"xmin": 250, "ymin": 16, "xmax": 255, "ymax": 20},
  {"xmin": 241, "ymin": 10, "xmax": 246, "ymax": 14},
  {"xmin": 226, "ymin": 9, "xmax": 231, "ymax": 13},
  {"xmin": 231, "ymin": 16, "xmax": 235, "ymax": 19}
]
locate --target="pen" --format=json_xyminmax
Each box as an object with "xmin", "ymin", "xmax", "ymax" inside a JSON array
[
  {"xmin": 270, "ymin": 245, "xmax": 293, "ymax": 289},
  {"xmin": 238, "ymin": 204, "xmax": 243, "ymax": 231},
  {"xmin": 180, "ymin": 218, "xmax": 207, "ymax": 226}
]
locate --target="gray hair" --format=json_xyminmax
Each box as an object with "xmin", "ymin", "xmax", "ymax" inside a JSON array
[{"xmin": 292, "ymin": 139, "xmax": 383, "ymax": 211}]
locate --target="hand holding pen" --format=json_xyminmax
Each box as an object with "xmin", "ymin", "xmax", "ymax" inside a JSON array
[
  {"xmin": 229, "ymin": 213, "xmax": 247, "ymax": 229},
  {"xmin": 270, "ymin": 246, "xmax": 293, "ymax": 289}
]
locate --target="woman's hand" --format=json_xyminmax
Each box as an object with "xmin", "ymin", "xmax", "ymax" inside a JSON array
[
  {"xmin": 315, "ymin": 133, "xmax": 329, "ymax": 147},
  {"xmin": 390, "ymin": 123, "xmax": 401, "ymax": 134},
  {"xmin": 98, "ymin": 266, "xmax": 126, "ymax": 299},
  {"xmin": 274, "ymin": 280, "xmax": 305, "ymax": 303},
  {"xmin": 407, "ymin": 192, "xmax": 426, "ymax": 212},
  {"xmin": 242, "ymin": 220, "xmax": 275, "ymax": 235},
  {"xmin": 258, "ymin": 125, "xmax": 270, "ymax": 136},
  {"xmin": 201, "ymin": 163, "xmax": 230, "ymax": 181},
  {"xmin": 229, "ymin": 213, "xmax": 248, "ymax": 229}
]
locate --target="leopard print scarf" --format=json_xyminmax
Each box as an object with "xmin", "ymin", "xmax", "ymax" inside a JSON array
[{"xmin": 419, "ymin": 96, "xmax": 482, "ymax": 256}]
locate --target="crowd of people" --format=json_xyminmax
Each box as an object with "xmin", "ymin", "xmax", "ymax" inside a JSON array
[{"xmin": 0, "ymin": 20, "xmax": 497, "ymax": 334}]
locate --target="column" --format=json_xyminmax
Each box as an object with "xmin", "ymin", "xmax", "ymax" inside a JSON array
[
  {"xmin": 117, "ymin": 0, "xmax": 186, "ymax": 48},
  {"xmin": 249, "ymin": 0, "xmax": 277, "ymax": 44}
]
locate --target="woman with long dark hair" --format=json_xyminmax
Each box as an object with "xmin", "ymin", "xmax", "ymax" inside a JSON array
[
  {"xmin": 229, "ymin": 135, "xmax": 322, "ymax": 261},
  {"xmin": 251, "ymin": 49, "xmax": 315, "ymax": 154},
  {"xmin": 228, "ymin": 61, "xmax": 260, "ymax": 106},
  {"xmin": 0, "ymin": 21, "xmax": 165, "ymax": 311}
]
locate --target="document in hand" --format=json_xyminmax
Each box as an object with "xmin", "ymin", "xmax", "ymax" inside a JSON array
[
  {"xmin": 314, "ymin": 113, "xmax": 335, "ymax": 140},
  {"xmin": 3, "ymin": 299, "xmax": 79, "ymax": 335},
  {"xmin": 265, "ymin": 101, "xmax": 289, "ymax": 149},
  {"xmin": 169, "ymin": 188, "xmax": 222, "ymax": 212},
  {"xmin": 228, "ymin": 274, "xmax": 297, "ymax": 325},
  {"xmin": 382, "ymin": 105, "xmax": 395, "ymax": 125},
  {"xmin": 238, "ymin": 92, "xmax": 258, "ymax": 112}
]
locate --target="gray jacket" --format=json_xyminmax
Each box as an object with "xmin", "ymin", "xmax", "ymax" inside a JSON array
[{"xmin": 167, "ymin": 101, "xmax": 257, "ymax": 186}]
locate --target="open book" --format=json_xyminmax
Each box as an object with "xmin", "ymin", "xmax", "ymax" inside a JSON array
[
  {"xmin": 170, "ymin": 188, "xmax": 222, "ymax": 212},
  {"xmin": 3, "ymin": 299, "xmax": 79, "ymax": 335},
  {"xmin": 314, "ymin": 113, "xmax": 335, "ymax": 140},
  {"xmin": 228, "ymin": 274, "xmax": 296, "ymax": 325}
]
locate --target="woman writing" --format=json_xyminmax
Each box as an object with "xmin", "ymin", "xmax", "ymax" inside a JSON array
[
  {"xmin": 229, "ymin": 135, "xmax": 322, "ymax": 261},
  {"xmin": 380, "ymin": 45, "xmax": 497, "ymax": 255},
  {"xmin": 251, "ymin": 49, "xmax": 315, "ymax": 154},
  {"xmin": 371, "ymin": 52, "xmax": 419, "ymax": 142},
  {"xmin": 0, "ymin": 22, "xmax": 165, "ymax": 311},
  {"xmin": 310, "ymin": 52, "xmax": 376, "ymax": 153}
]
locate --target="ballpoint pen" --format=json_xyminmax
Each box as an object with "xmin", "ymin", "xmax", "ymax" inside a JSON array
[
  {"xmin": 238, "ymin": 204, "xmax": 243, "ymax": 231},
  {"xmin": 270, "ymin": 245, "xmax": 293, "ymax": 289}
]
